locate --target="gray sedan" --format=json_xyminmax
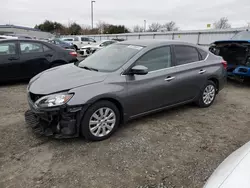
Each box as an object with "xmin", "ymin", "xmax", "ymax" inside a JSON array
[{"xmin": 25, "ymin": 40, "xmax": 227, "ymax": 141}]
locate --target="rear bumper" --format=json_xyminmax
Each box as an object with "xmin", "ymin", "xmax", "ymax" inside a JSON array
[{"xmin": 25, "ymin": 98, "xmax": 88, "ymax": 138}]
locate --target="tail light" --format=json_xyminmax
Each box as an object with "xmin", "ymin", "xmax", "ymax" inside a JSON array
[
  {"xmin": 69, "ymin": 51, "xmax": 77, "ymax": 57},
  {"xmin": 222, "ymin": 60, "xmax": 227, "ymax": 70}
]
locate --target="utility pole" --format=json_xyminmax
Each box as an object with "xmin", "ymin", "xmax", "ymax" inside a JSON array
[
  {"xmin": 91, "ymin": 1, "xmax": 96, "ymax": 29},
  {"xmin": 144, "ymin": 20, "xmax": 147, "ymax": 32}
]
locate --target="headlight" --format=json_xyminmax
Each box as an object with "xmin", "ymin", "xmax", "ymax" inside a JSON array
[{"xmin": 35, "ymin": 93, "xmax": 73, "ymax": 108}]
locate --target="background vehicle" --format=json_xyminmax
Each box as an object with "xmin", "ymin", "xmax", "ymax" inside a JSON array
[
  {"xmin": 0, "ymin": 39, "xmax": 78, "ymax": 82},
  {"xmin": 25, "ymin": 40, "xmax": 226, "ymax": 141},
  {"xmin": 204, "ymin": 141, "xmax": 250, "ymax": 188},
  {"xmin": 79, "ymin": 40, "xmax": 117, "ymax": 56},
  {"xmin": 209, "ymin": 31, "xmax": 250, "ymax": 81},
  {"xmin": 48, "ymin": 38, "xmax": 75, "ymax": 50},
  {"xmin": 61, "ymin": 36, "xmax": 96, "ymax": 51},
  {"xmin": 0, "ymin": 35, "xmax": 18, "ymax": 40}
]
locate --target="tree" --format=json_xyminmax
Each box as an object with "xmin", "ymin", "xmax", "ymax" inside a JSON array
[
  {"xmin": 104, "ymin": 25, "xmax": 129, "ymax": 34},
  {"xmin": 161, "ymin": 21, "xmax": 178, "ymax": 31},
  {"xmin": 35, "ymin": 20, "xmax": 66, "ymax": 34},
  {"xmin": 147, "ymin": 22, "xmax": 162, "ymax": 32},
  {"xmin": 133, "ymin": 25, "xmax": 144, "ymax": 32},
  {"xmin": 68, "ymin": 22, "xmax": 82, "ymax": 35},
  {"xmin": 214, "ymin": 17, "xmax": 231, "ymax": 29},
  {"xmin": 96, "ymin": 21, "xmax": 110, "ymax": 34}
]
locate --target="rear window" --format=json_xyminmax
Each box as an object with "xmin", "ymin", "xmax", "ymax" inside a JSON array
[
  {"xmin": 198, "ymin": 48, "xmax": 208, "ymax": 60},
  {"xmin": 174, "ymin": 45, "xmax": 200, "ymax": 65}
]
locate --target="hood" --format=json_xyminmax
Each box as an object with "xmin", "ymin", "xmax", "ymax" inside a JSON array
[
  {"xmin": 204, "ymin": 141, "xmax": 250, "ymax": 188},
  {"xmin": 213, "ymin": 40, "xmax": 250, "ymax": 45},
  {"xmin": 29, "ymin": 64, "xmax": 107, "ymax": 95}
]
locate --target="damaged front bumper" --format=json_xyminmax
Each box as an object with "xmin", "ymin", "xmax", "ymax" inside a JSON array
[{"xmin": 25, "ymin": 97, "xmax": 88, "ymax": 138}]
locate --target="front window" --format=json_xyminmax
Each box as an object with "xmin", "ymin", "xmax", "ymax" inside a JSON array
[
  {"xmin": 0, "ymin": 42, "xmax": 16, "ymax": 55},
  {"xmin": 134, "ymin": 46, "xmax": 172, "ymax": 72},
  {"xmin": 231, "ymin": 31, "xmax": 250, "ymax": 40},
  {"xmin": 78, "ymin": 44, "xmax": 144, "ymax": 72}
]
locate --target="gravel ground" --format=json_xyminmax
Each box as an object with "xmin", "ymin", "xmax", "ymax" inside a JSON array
[{"xmin": 0, "ymin": 81, "xmax": 250, "ymax": 188}]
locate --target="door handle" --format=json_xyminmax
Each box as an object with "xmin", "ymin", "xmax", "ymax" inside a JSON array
[
  {"xmin": 8, "ymin": 57, "xmax": 19, "ymax": 61},
  {"xmin": 199, "ymin": 70, "xmax": 206, "ymax": 74},
  {"xmin": 165, "ymin": 76, "xmax": 175, "ymax": 81}
]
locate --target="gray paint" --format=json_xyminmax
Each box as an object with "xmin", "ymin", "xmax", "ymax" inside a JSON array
[{"xmin": 28, "ymin": 40, "xmax": 226, "ymax": 121}]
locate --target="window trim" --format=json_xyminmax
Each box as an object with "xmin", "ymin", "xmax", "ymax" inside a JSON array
[
  {"xmin": 124, "ymin": 45, "xmax": 174, "ymax": 74},
  {"xmin": 173, "ymin": 45, "xmax": 202, "ymax": 66}
]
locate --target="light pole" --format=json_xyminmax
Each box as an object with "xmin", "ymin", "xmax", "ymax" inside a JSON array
[
  {"xmin": 144, "ymin": 20, "xmax": 146, "ymax": 32},
  {"xmin": 91, "ymin": 0, "xmax": 96, "ymax": 29}
]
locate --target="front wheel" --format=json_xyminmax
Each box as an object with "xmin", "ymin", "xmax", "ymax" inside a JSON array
[
  {"xmin": 81, "ymin": 101, "xmax": 120, "ymax": 141},
  {"xmin": 196, "ymin": 81, "xmax": 217, "ymax": 108}
]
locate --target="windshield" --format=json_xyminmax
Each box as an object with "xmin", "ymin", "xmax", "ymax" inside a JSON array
[
  {"xmin": 78, "ymin": 44, "xmax": 144, "ymax": 72},
  {"xmin": 231, "ymin": 31, "xmax": 250, "ymax": 40}
]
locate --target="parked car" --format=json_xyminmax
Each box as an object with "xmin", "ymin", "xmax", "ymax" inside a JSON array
[
  {"xmin": 0, "ymin": 39, "xmax": 78, "ymax": 82},
  {"xmin": 48, "ymin": 38, "xmax": 75, "ymax": 50},
  {"xmin": 25, "ymin": 40, "xmax": 227, "ymax": 141},
  {"xmin": 204, "ymin": 141, "xmax": 250, "ymax": 188},
  {"xmin": 61, "ymin": 36, "xmax": 96, "ymax": 50},
  {"xmin": 209, "ymin": 31, "xmax": 250, "ymax": 81},
  {"xmin": 79, "ymin": 40, "xmax": 117, "ymax": 56},
  {"xmin": 0, "ymin": 35, "xmax": 18, "ymax": 40},
  {"xmin": 112, "ymin": 38, "xmax": 126, "ymax": 42}
]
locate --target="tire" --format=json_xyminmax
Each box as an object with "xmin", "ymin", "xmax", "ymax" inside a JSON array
[
  {"xmin": 196, "ymin": 80, "xmax": 217, "ymax": 108},
  {"xmin": 81, "ymin": 100, "xmax": 120, "ymax": 141}
]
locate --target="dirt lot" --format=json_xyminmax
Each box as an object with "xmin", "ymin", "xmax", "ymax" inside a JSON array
[{"xmin": 0, "ymin": 81, "xmax": 250, "ymax": 188}]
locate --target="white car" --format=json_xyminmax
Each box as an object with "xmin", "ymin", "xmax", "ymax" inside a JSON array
[
  {"xmin": 204, "ymin": 141, "xmax": 250, "ymax": 188},
  {"xmin": 61, "ymin": 36, "xmax": 96, "ymax": 51},
  {"xmin": 79, "ymin": 40, "xmax": 117, "ymax": 56},
  {"xmin": 0, "ymin": 35, "xmax": 18, "ymax": 40}
]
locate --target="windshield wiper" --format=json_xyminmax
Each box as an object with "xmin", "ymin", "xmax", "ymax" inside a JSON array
[{"xmin": 82, "ymin": 66, "xmax": 98, "ymax": 72}]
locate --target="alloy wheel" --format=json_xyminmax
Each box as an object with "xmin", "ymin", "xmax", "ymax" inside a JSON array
[
  {"xmin": 203, "ymin": 85, "xmax": 215, "ymax": 105},
  {"xmin": 89, "ymin": 107, "xmax": 116, "ymax": 137}
]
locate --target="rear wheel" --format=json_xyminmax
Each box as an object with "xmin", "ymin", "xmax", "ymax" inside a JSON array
[
  {"xmin": 81, "ymin": 101, "xmax": 120, "ymax": 141},
  {"xmin": 196, "ymin": 81, "xmax": 216, "ymax": 108}
]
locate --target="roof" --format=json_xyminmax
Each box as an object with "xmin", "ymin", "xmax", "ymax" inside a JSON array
[
  {"xmin": 120, "ymin": 39, "xmax": 195, "ymax": 47},
  {"xmin": 0, "ymin": 25, "xmax": 41, "ymax": 32}
]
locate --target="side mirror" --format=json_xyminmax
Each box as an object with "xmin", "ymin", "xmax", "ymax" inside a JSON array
[{"xmin": 129, "ymin": 65, "xmax": 148, "ymax": 75}]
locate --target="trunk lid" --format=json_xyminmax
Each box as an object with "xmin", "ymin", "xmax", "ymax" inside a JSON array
[{"xmin": 209, "ymin": 41, "xmax": 250, "ymax": 67}]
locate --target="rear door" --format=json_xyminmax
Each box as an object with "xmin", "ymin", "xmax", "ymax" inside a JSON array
[
  {"xmin": 18, "ymin": 41, "xmax": 52, "ymax": 78},
  {"xmin": 0, "ymin": 41, "xmax": 21, "ymax": 81},
  {"xmin": 172, "ymin": 45, "xmax": 208, "ymax": 102},
  {"xmin": 125, "ymin": 46, "xmax": 178, "ymax": 117}
]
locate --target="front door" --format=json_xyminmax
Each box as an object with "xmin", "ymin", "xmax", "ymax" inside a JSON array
[
  {"xmin": 0, "ymin": 41, "xmax": 20, "ymax": 81},
  {"xmin": 125, "ymin": 46, "xmax": 178, "ymax": 117}
]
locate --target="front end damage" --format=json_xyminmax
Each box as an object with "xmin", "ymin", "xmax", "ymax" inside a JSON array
[
  {"xmin": 209, "ymin": 41, "xmax": 250, "ymax": 80},
  {"xmin": 25, "ymin": 92, "xmax": 87, "ymax": 138}
]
